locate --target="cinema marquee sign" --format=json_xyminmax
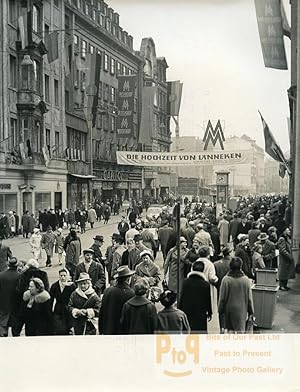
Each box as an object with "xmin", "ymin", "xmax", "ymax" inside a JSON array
[{"xmin": 116, "ymin": 151, "xmax": 251, "ymax": 167}]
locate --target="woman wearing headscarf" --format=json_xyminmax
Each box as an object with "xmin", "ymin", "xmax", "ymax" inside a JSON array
[
  {"xmin": 135, "ymin": 250, "xmax": 161, "ymax": 288},
  {"xmin": 68, "ymin": 272, "xmax": 101, "ymax": 335},
  {"xmin": 50, "ymin": 269, "xmax": 75, "ymax": 335},
  {"xmin": 218, "ymin": 257, "xmax": 254, "ymax": 333},
  {"xmin": 18, "ymin": 278, "xmax": 53, "ymax": 336}
]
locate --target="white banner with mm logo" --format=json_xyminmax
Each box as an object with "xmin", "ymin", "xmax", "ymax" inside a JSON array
[{"xmin": 116, "ymin": 151, "xmax": 252, "ymax": 166}]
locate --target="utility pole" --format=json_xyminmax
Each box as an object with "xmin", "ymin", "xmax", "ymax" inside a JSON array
[{"xmin": 292, "ymin": 0, "xmax": 300, "ymax": 269}]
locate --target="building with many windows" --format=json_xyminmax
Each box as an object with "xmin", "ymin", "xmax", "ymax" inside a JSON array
[
  {"xmin": 0, "ymin": 0, "xmax": 68, "ymax": 216},
  {"xmin": 138, "ymin": 38, "xmax": 172, "ymax": 199},
  {"xmin": 0, "ymin": 0, "xmax": 174, "ymax": 215}
]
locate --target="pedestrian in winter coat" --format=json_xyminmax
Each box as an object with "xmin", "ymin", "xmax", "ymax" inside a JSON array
[
  {"xmin": 235, "ymin": 235, "xmax": 253, "ymax": 279},
  {"xmin": 157, "ymin": 290, "xmax": 190, "ymax": 334},
  {"xmin": 87, "ymin": 206, "xmax": 97, "ymax": 228},
  {"xmin": 29, "ymin": 228, "xmax": 42, "ymax": 261},
  {"xmin": 257, "ymin": 233, "xmax": 276, "ymax": 269},
  {"xmin": 65, "ymin": 230, "xmax": 81, "ymax": 279},
  {"xmin": 159, "ymin": 225, "xmax": 176, "ymax": 260},
  {"xmin": 67, "ymin": 209, "xmax": 76, "ymax": 227},
  {"xmin": 0, "ymin": 238, "xmax": 12, "ymax": 272},
  {"xmin": 41, "ymin": 226, "xmax": 56, "ymax": 267},
  {"xmin": 50, "ymin": 268, "xmax": 75, "ymax": 335},
  {"xmin": 0, "ymin": 213, "xmax": 8, "ymax": 239},
  {"xmin": 17, "ymin": 259, "xmax": 50, "ymax": 296},
  {"xmin": 18, "ymin": 278, "xmax": 53, "ymax": 336},
  {"xmin": 68, "ymin": 272, "xmax": 101, "ymax": 335},
  {"xmin": 79, "ymin": 211, "xmax": 87, "ymax": 233},
  {"xmin": 55, "ymin": 228, "xmax": 65, "ymax": 266},
  {"xmin": 252, "ymin": 243, "xmax": 266, "ymax": 270},
  {"xmin": 48, "ymin": 210, "xmax": 58, "ymax": 231},
  {"xmin": 7, "ymin": 211, "xmax": 16, "ymax": 237},
  {"xmin": 164, "ymin": 237, "xmax": 188, "ymax": 295},
  {"xmin": 103, "ymin": 204, "xmax": 111, "ymax": 224},
  {"xmin": 120, "ymin": 278, "xmax": 158, "ymax": 334},
  {"xmin": 28, "ymin": 214, "xmax": 36, "ymax": 234},
  {"xmin": 56, "ymin": 210, "xmax": 65, "ymax": 228},
  {"xmin": 178, "ymin": 261, "xmax": 212, "ymax": 333},
  {"xmin": 111, "ymin": 236, "xmax": 126, "ymax": 283},
  {"xmin": 135, "ymin": 250, "xmax": 161, "ymax": 287},
  {"xmin": 181, "ymin": 222, "xmax": 196, "ymax": 249},
  {"xmin": 74, "ymin": 249, "xmax": 106, "ymax": 295},
  {"xmin": 0, "ymin": 258, "xmax": 20, "ymax": 336},
  {"xmin": 21, "ymin": 211, "xmax": 31, "ymax": 238},
  {"xmin": 278, "ymin": 227, "xmax": 294, "ymax": 291},
  {"xmin": 13, "ymin": 212, "xmax": 19, "ymax": 236},
  {"xmin": 218, "ymin": 216, "xmax": 229, "ymax": 247},
  {"xmin": 90, "ymin": 235, "xmax": 105, "ymax": 270},
  {"xmin": 218, "ymin": 257, "xmax": 254, "ymax": 333},
  {"xmin": 118, "ymin": 216, "xmax": 129, "ymax": 243},
  {"xmin": 99, "ymin": 266, "xmax": 135, "ymax": 334}
]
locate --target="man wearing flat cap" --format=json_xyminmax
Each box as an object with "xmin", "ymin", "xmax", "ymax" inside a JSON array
[
  {"xmin": 74, "ymin": 249, "xmax": 105, "ymax": 295},
  {"xmin": 68, "ymin": 272, "xmax": 101, "ymax": 335},
  {"xmin": 99, "ymin": 266, "xmax": 135, "ymax": 334}
]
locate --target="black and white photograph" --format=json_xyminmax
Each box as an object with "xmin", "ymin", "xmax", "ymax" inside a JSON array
[{"xmin": 0, "ymin": 0, "xmax": 300, "ymax": 390}]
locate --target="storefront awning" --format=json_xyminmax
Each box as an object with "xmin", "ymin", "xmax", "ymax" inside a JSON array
[{"xmin": 69, "ymin": 174, "xmax": 96, "ymax": 179}]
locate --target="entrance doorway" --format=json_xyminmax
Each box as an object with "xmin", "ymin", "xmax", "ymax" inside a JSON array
[
  {"xmin": 22, "ymin": 192, "xmax": 32, "ymax": 213},
  {"xmin": 55, "ymin": 192, "xmax": 62, "ymax": 211}
]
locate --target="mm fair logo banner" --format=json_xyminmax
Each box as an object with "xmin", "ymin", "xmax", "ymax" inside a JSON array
[
  {"xmin": 156, "ymin": 335, "xmax": 200, "ymax": 377},
  {"xmin": 203, "ymin": 120, "xmax": 225, "ymax": 150}
]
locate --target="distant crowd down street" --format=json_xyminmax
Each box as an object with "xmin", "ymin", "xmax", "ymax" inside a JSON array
[{"xmin": 0, "ymin": 193, "xmax": 294, "ymax": 336}]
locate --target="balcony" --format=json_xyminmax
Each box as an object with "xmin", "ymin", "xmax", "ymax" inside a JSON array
[{"xmin": 67, "ymin": 159, "xmax": 91, "ymax": 176}]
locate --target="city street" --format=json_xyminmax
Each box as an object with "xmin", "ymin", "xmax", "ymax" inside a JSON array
[{"xmin": 3, "ymin": 213, "xmax": 300, "ymax": 334}]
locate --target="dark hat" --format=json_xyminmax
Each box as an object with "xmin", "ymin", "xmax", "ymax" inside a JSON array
[
  {"xmin": 93, "ymin": 235, "xmax": 104, "ymax": 242},
  {"xmin": 114, "ymin": 266, "xmax": 135, "ymax": 279},
  {"xmin": 8, "ymin": 257, "xmax": 18, "ymax": 267},
  {"xmin": 75, "ymin": 272, "xmax": 91, "ymax": 283},
  {"xmin": 111, "ymin": 233, "xmax": 119, "ymax": 239},
  {"xmin": 134, "ymin": 234, "xmax": 143, "ymax": 241},
  {"xmin": 83, "ymin": 248, "xmax": 95, "ymax": 255}
]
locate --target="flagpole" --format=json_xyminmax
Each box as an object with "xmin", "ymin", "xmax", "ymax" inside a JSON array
[{"xmin": 291, "ymin": 0, "xmax": 300, "ymax": 270}]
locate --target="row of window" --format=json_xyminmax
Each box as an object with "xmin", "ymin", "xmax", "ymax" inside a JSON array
[
  {"xmin": 73, "ymin": 36, "xmax": 135, "ymax": 76},
  {"xmin": 68, "ymin": 0, "xmax": 133, "ymax": 49},
  {"xmin": 44, "ymin": 75, "xmax": 60, "ymax": 106}
]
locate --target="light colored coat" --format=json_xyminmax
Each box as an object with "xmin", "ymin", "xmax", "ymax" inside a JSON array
[
  {"xmin": 218, "ymin": 219, "xmax": 229, "ymax": 246},
  {"xmin": 29, "ymin": 233, "xmax": 42, "ymax": 260},
  {"xmin": 87, "ymin": 208, "xmax": 97, "ymax": 223}
]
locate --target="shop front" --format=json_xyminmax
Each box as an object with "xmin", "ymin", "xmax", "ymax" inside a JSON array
[
  {"xmin": 0, "ymin": 165, "xmax": 67, "ymax": 217},
  {"xmin": 93, "ymin": 164, "xmax": 142, "ymax": 204},
  {"xmin": 67, "ymin": 174, "xmax": 94, "ymax": 210}
]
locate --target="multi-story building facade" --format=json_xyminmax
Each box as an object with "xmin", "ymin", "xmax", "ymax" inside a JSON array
[
  {"xmin": 137, "ymin": 38, "xmax": 172, "ymax": 199},
  {"xmin": 0, "ymin": 0, "xmax": 68, "ymax": 216},
  {"xmin": 64, "ymin": 0, "xmax": 144, "ymax": 207},
  {"xmin": 0, "ymin": 1, "xmax": 174, "ymax": 214}
]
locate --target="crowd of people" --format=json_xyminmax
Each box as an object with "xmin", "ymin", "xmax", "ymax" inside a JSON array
[{"xmin": 0, "ymin": 193, "xmax": 295, "ymax": 336}]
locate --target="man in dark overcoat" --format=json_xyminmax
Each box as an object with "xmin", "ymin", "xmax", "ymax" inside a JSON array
[
  {"xmin": 74, "ymin": 249, "xmax": 105, "ymax": 295},
  {"xmin": 99, "ymin": 266, "xmax": 135, "ymax": 334},
  {"xmin": 178, "ymin": 260, "xmax": 212, "ymax": 333},
  {"xmin": 0, "ymin": 258, "xmax": 20, "ymax": 336},
  {"xmin": 0, "ymin": 238, "xmax": 12, "ymax": 272}
]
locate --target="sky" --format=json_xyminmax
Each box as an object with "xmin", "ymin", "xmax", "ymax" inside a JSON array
[{"xmin": 108, "ymin": 0, "xmax": 291, "ymax": 152}]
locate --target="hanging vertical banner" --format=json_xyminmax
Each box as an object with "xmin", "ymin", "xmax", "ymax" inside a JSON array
[
  {"xmin": 117, "ymin": 75, "xmax": 136, "ymax": 137},
  {"xmin": 167, "ymin": 80, "xmax": 183, "ymax": 116},
  {"xmin": 254, "ymin": 0, "xmax": 288, "ymax": 70}
]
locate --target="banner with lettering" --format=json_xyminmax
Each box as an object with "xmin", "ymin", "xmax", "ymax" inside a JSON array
[
  {"xmin": 116, "ymin": 151, "xmax": 252, "ymax": 166},
  {"xmin": 254, "ymin": 0, "xmax": 288, "ymax": 70},
  {"xmin": 117, "ymin": 75, "xmax": 136, "ymax": 137}
]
